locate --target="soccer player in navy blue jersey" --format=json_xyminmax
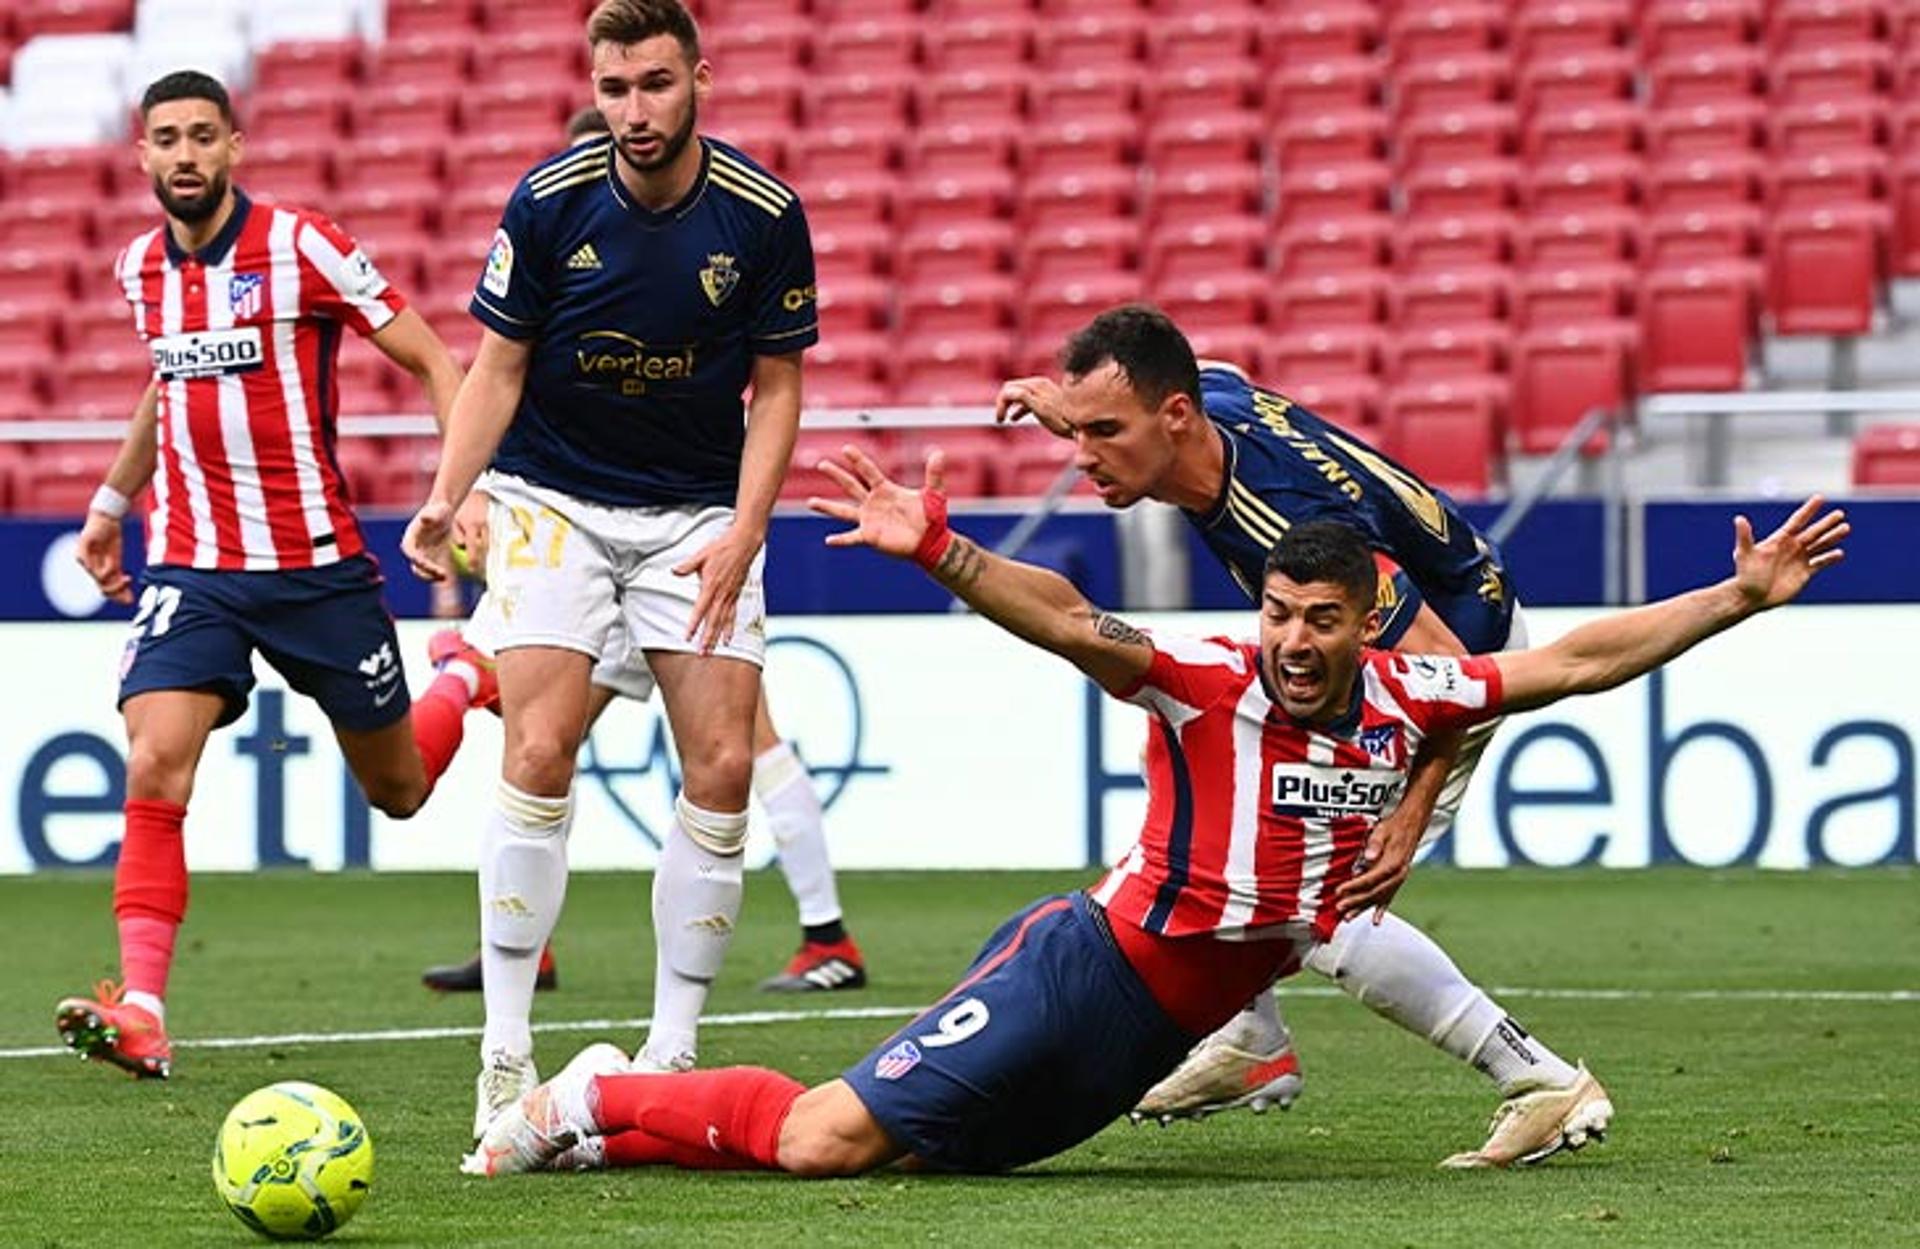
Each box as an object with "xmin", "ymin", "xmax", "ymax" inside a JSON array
[
  {"xmin": 401, "ymin": 0, "xmax": 817, "ymax": 1138},
  {"xmin": 995, "ymin": 305, "xmax": 1599, "ymax": 1161}
]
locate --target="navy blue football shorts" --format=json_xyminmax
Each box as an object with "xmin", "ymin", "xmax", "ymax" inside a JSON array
[
  {"xmin": 842, "ymin": 892, "xmax": 1198, "ymax": 1174},
  {"xmin": 117, "ymin": 555, "xmax": 410, "ymax": 732}
]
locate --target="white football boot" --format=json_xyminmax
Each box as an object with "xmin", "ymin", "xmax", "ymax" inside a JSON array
[
  {"xmin": 472, "ymin": 1047, "xmax": 539, "ymax": 1141},
  {"xmin": 630, "ymin": 1046, "xmax": 696, "ymax": 1074},
  {"xmin": 463, "ymin": 1042, "xmax": 630, "ymax": 1177},
  {"xmin": 1132, "ymin": 1029, "xmax": 1304, "ymax": 1124},
  {"xmin": 1440, "ymin": 1063, "xmax": 1614, "ymax": 1169}
]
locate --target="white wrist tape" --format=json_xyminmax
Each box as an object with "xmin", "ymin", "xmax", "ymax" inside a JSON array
[{"xmin": 89, "ymin": 485, "xmax": 130, "ymax": 519}]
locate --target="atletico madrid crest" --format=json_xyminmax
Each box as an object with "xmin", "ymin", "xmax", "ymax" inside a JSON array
[
  {"xmin": 699, "ymin": 252, "xmax": 739, "ymax": 307},
  {"xmin": 228, "ymin": 273, "xmax": 264, "ymax": 320},
  {"xmin": 873, "ymin": 1039, "xmax": 921, "ymax": 1081}
]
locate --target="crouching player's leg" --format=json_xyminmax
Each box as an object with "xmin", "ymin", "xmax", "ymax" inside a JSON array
[{"xmin": 468, "ymin": 894, "xmax": 1199, "ymax": 1178}]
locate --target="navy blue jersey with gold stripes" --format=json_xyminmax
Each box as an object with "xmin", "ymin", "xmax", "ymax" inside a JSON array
[
  {"xmin": 470, "ymin": 136, "xmax": 817, "ymax": 507},
  {"xmin": 1189, "ymin": 366, "xmax": 1515, "ymax": 652}
]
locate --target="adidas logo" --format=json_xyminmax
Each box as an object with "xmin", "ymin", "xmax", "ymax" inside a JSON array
[{"xmin": 566, "ymin": 242, "xmax": 602, "ymax": 270}]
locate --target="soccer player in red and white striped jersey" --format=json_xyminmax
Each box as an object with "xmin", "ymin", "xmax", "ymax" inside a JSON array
[
  {"xmin": 54, "ymin": 71, "xmax": 497, "ymax": 1082},
  {"xmin": 462, "ymin": 457, "xmax": 1843, "ymax": 1181}
]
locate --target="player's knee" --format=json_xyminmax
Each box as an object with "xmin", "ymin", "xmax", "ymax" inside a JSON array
[
  {"xmin": 503, "ymin": 735, "xmax": 579, "ymax": 796},
  {"xmin": 363, "ymin": 777, "xmax": 428, "ymax": 819},
  {"xmin": 125, "ymin": 738, "xmax": 197, "ymax": 804},
  {"xmin": 776, "ymin": 1127, "xmax": 881, "ymax": 1179},
  {"xmin": 679, "ymin": 743, "xmax": 754, "ymax": 811}
]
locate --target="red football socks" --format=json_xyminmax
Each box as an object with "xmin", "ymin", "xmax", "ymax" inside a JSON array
[
  {"xmin": 113, "ymin": 799, "xmax": 188, "ymax": 998},
  {"xmin": 410, "ymin": 675, "xmax": 470, "ymax": 790},
  {"xmin": 591, "ymin": 1067, "xmax": 805, "ymax": 1171}
]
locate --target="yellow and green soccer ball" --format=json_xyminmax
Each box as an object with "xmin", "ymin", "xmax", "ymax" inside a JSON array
[{"xmin": 212, "ymin": 1082, "xmax": 373, "ymax": 1241}]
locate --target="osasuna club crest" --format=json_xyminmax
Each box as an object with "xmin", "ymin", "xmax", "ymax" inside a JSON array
[{"xmin": 699, "ymin": 252, "xmax": 739, "ymax": 306}]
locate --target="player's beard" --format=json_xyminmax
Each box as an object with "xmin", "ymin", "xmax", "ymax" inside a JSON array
[
  {"xmin": 153, "ymin": 168, "xmax": 228, "ymax": 225},
  {"xmin": 615, "ymin": 98, "xmax": 698, "ymax": 175}
]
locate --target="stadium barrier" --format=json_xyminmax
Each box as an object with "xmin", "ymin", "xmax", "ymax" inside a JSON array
[{"xmin": 4, "ymin": 609, "xmax": 1914, "ymax": 876}]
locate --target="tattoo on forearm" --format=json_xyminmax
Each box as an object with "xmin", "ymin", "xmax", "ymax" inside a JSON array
[
  {"xmin": 1093, "ymin": 613, "xmax": 1148, "ymax": 646},
  {"xmin": 935, "ymin": 536, "xmax": 985, "ymax": 589}
]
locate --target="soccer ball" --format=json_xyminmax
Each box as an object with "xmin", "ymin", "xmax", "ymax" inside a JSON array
[{"xmin": 212, "ymin": 1081, "xmax": 374, "ymax": 1241}]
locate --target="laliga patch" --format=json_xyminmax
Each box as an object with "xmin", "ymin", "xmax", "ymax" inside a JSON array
[
  {"xmin": 339, "ymin": 248, "xmax": 387, "ymax": 300},
  {"xmin": 482, "ymin": 228, "xmax": 514, "ymax": 298},
  {"xmin": 873, "ymin": 1039, "xmax": 922, "ymax": 1081}
]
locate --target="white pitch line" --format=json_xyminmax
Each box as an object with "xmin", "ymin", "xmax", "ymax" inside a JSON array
[{"xmin": 4, "ymin": 986, "xmax": 1915, "ymax": 1061}]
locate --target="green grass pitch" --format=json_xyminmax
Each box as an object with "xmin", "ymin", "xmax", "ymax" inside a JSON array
[{"xmin": 2, "ymin": 868, "xmax": 1915, "ymax": 1247}]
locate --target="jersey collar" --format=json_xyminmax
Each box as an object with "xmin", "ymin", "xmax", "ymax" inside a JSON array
[
  {"xmin": 604, "ymin": 138, "xmax": 710, "ymax": 224},
  {"xmin": 162, "ymin": 189, "xmax": 251, "ymax": 267},
  {"xmin": 1192, "ymin": 417, "xmax": 1241, "ymax": 529}
]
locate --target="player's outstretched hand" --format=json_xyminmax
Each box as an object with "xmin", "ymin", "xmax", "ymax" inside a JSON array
[
  {"xmin": 809, "ymin": 445, "xmax": 947, "ymax": 559},
  {"xmin": 675, "ymin": 519, "xmax": 763, "ymax": 654},
  {"xmin": 75, "ymin": 509, "xmax": 133, "ymax": 604},
  {"xmin": 402, "ymin": 499, "xmax": 456, "ymax": 583},
  {"xmin": 994, "ymin": 376, "xmax": 1071, "ymax": 437},
  {"xmin": 451, "ymin": 490, "xmax": 492, "ymax": 580},
  {"xmin": 1334, "ymin": 801, "xmax": 1424, "ymax": 924},
  {"xmin": 1731, "ymin": 495, "xmax": 1848, "ymax": 612}
]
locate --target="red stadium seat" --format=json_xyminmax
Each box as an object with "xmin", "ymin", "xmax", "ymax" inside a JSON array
[
  {"xmin": 1645, "ymin": 100, "xmax": 1768, "ymax": 159},
  {"xmin": 790, "ymin": 126, "xmax": 904, "ymax": 182},
  {"xmin": 1390, "ymin": 54, "xmax": 1510, "ymax": 120},
  {"xmin": 1394, "ymin": 211, "xmax": 1519, "ymax": 273},
  {"xmin": 437, "ymin": 186, "xmax": 513, "ymax": 253},
  {"xmin": 1029, "ymin": 68, "xmax": 1138, "ymax": 126},
  {"xmin": 1519, "ymin": 208, "xmax": 1639, "ymax": 267},
  {"xmin": 1511, "ymin": 325, "xmax": 1630, "ymax": 453},
  {"xmin": 1145, "ymin": 61, "xmax": 1264, "ymax": 118},
  {"xmin": 1640, "ymin": 0, "xmax": 1762, "ymax": 61},
  {"xmin": 889, "ymin": 427, "xmax": 1004, "ymax": 500},
  {"xmin": 359, "ymin": 233, "xmax": 430, "ymax": 292},
  {"xmin": 1147, "ymin": 163, "xmax": 1263, "ymax": 224},
  {"xmin": 890, "ymin": 331, "xmax": 1015, "ymax": 407},
  {"xmin": 1771, "ymin": 44, "xmax": 1894, "ymax": 107},
  {"xmin": 1275, "ymin": 110, "xmax": 1390, "ymax": 172},
  {"xmin": 703, "ymin": 17, "xmax": 810, "ymax": 75},
  {"xmin": 804, "ymin": 331, "xmax": 892, "ymax": 392},
  {"xmin": 1770, "ymin": 0, "xmax": 1888, "ymax": 55},
  {"xmin": 455, "ymin": 81, "xmax": 575, "ymax": 136},
  {"xmin": 1896, "ymin": 157, "xmax": 1920, "ymax": 275},
  {"xmin": 705, "ymin": 70, "xmax": 803, "ymax": 130},
  {"xmin": 1190, "ymin": 331, "xmax": 1270, "ymax": 376},
  {"xmin": 6, "ymin": 146, "xmax": 116, "ymax": 201},
  {"xmin": 244, "ymin": 140, "xmax": 333, "ymax": 202},
  {"xmin": 997, "ymin": 434, "xmax": 1091, "ymax": 500},
  {"xmin": 1269, "ymin": 271, "xmax": 1392, "ymax": 331},
  {"xmin": 1274, "ymin": 162, "xmax": 1392, "ymax": 227},
  {"xmin": 1149, "ymin": 272, "xmax": 1269, "ymax": 330},
  {"xmin": 446, "ymin": 133, "xmax": 555, "ymax": 195},
  {"xmin": 805, "ymin": 71, "xmax": 916, "ymax": 129},
  {"xmin": 59, "ymin": 301, "xmax": 135, "ymax": 354},
  {"xmin": 900, "ymin": 170, "xmax": 1014, "ymax": 233},
  {"xmin": 1770, "ymin": 150, "xmax": 1888, "ymax": 214},
  {"xmin": 1640, "ymin": 262, "xmax": 1752, "ymax": 391},
  {"xmin": 366, "ymin": 31, "xmax": 471, "ymax": 85},
  {"xmin": 1034, "ymin": 12, "xmax": 1148, "ymax": 68},
  {"xmin": 422, "ymin": 237, "xmax": 493, "ymax": 299},
  {"xmin": 0, "ymin": 249, "xmax": 77, "ymax": 304},
  {"xmin": 1394, "ymin": 267, "xmax": 1513, "ymax": 329},
  {"xmin": 812, "ymin": 220, "xmax": 894, "ymax": 279},
  {"xmin": 812, "ymin": 17, "xmax": 921, "ymax": 75},
  {"xmin": 1385, "ymin": 322, "xmax": 1511, "ymax": 381},
  {"xmin": 804, "ymin": 172, "xmax": 899, "ymax": 231},
  {"xmin": 1386, "ymin": 4, "xmax": 1504, "ymax": 66},
  {"xmin": 1644, "ymin": 205, "xmax": 1765, "ymax": 267},
  {"xmin": 1525, "ymin": 155, "xmax": 1643, "ymax": 215},
  {"xmin": 252, "ymin": 85, "xmax": 354, "ymax": 142},
  {"xmin": 1850, "ymin": 424, "xmax": 1920, "ymax": 486},
  {"xmin": 1772, "ymin": 100, "xmax": 1890, "ymax": 157},
  {"xmin": 1265, "ymin": 58, "xmax": 1382, "ymax": 124},
  {"xmin": 1021, "ymin": 219, "xmax": 1139, "ymax": 283},
  {"xmin": 1647, "ymin": 153, "xmax": 1766, "ymax": 212},
  {"xmin": 0, "ymin": 197, "xmax": 92, "ymax": 251},
  {"xmin": 1518, "ymin": 50, "xmax": 1636, "ymax": 117},
  {"xmin": 915, "ymin": 67, "xmax": 1027, "ymax": 127},
  {"xmin": 782, "ymin": 432, "xmax": 889, "ymax": 503},
  {"xmin": 1382, "ymin": 379, "xmax": 1505, "ymax": 497},
  {"xmin": 1403, "ymin": 161, "xmax": 1522, "ymax": 219},
  {"xmin": 332, "ymin": 186, "xmax": 440, "ymax": 245},
  {"xmin": 1274, "ymin": 214, "xmax": 1394, "ymax": 278},
  {"xmin": 922, "ymin": 19, "xmax": 1032, "ymax": 73},
  {"xmin": 1284, "ymin": 376, "xmax": 1384, "ymax": 431},
  {"xmin": 1144, "ymin": 112, "xmax": 1264, "ymax": 170},
  {"xmin": 1145, "ymin": 216, "xmax": 1266, "ymax": 285},
  {"xmin": 816, "ymin": 273, "xmax": 893, "ymax": 334},
  {"xmin": 899, "ymin": 275, "xmax": 1017, "ymax": 336},
  {"xmin": 14, "ymin": 0, "xmax": 133, "ymax": 37},
  {"xmin": 899, "ymin": 221, "xmax": 1015, "ymax": 283},
  {"xmin": 254, "ymin": 41, "xmax": 363, "ymax": 94},
  {"xmin": 1148, "ymin": 9, "xmax": 1263, "ymax": 66},
  {"xmin": 1019, "ymin": 168, "xmax": 1137, "ymax": 230},
  {"xmin": 1394, "ymin": 105, "xmax": 1517, "ymax": 172},
  {"xmin": 907, "ymin": 122, "xmax": 1020, "ymax": 180},
  {"xmin": 1767, "ymin": 204, "xmax": 1884, "ymax": 335},
  {"xmin": 1021, "ymin": 118, "xmax": 1135, "ymax": 180},
  {"xmin": 1524, "ymin": 101, "xmax": 1643, "ymax": 164},
  {"xmin": 338, "ymin": 136, "xmax": 442, "ymax": 191},
  {"xmin": 1514, "ymin": 0, "xmax": 1631, "ymax": 62},
  {"xmin": 1023, "ymin": 273, "xmax": 1146, "ymax": 338},
  {"xmin": 0, "ymin": 299, "xmax": 60, "ymax": 356},
  {"xmin": 43, "ymin": 347, "xmax": 150, "ymax": 420},
  {"xmin": 1516, "ymin": 263, "xmax": 1635, "ymax": 328},
  {"xmin": 17, "ymin": 443, "xmax": 121, "ymax": 515},
  {"xmin": 1264, "ymin": 4, "xmax": 1379, "ymax": 69},
  {"xmin": 1647, "ymin": 48, "xmax": 1767, "ymax": 110},
  {"xmin": 1265, "ymin": 326, "xmax": 1386, "ymax": 382}
]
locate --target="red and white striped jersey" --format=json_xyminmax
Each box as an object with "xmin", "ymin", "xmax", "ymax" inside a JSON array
[
  {"xmin": 1092, "ymin": 634, "xmax": 1503, "ymax": 944},
  {"xmin": 115, "ymin": 191, "xmax": 406, "ymax": 570}
]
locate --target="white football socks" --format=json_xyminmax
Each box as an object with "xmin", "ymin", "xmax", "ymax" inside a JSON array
[
  {"xmin": 753, "ymin": 740, "xmax": 843, "ymax": 928},
  {"xmin": 479, "ymin": 780, "xmax": 573, "ymax": 1058},
  {"xmin": 642, "ymin": 795, "xmax": 747, "ymax": 1066},
  {"xmin": 1304, "ymin": 911, "xmax": 1579, "ymax": 1095},
  {"xmin": 124, "ymin": 989, "xmax": 165, "ymax": 1024}
]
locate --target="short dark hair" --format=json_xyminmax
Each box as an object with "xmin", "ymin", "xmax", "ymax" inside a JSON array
[
  {"xmin": 140, "ymin": 70, "xmax": 235, "ymax": 126},
  {"xmin": 1263, "ymin": 521, "xmax": 1379, "ymax": 609},
  {"xmin": 586, "ymin": 0, "xmax": 701, "ymax": 63},
  {"xmin": 1060, "ymin": 304, "xmax": 1203, "ymax": 411},
  {"xmin": 566, "ymin": 105, "xmax": 610, "ymax": 144}
]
